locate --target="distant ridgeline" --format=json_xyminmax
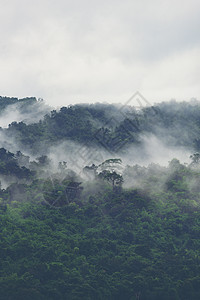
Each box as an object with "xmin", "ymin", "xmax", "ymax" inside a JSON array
[
  {"xmin": 1, "ymin": 97, "xmax": 200, "ymax": 153},
  {"xmin": 0, "ymin": 96, "xmax": 38, "ymax": 110},
  {"xmin": 1, "ymin": 96, "xmax": 200, "ymax": 153}
]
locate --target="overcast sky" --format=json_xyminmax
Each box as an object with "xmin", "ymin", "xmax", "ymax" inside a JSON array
[{"xmin": 0, "ymin": 0, "xmax": 200, "ymax": 106}]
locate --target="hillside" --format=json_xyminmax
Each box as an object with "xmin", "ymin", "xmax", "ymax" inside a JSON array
[{"xmin": 0, "ymin": 97, "xmax": 200, "ymax": 299}]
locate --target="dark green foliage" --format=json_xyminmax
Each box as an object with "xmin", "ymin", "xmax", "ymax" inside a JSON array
[
  {"xmin": 98, "ymin": 170, "xmax": 123, "ymax": 191},
  {"xmin": 0, "ymin": 163, "xmax": 200, "ymax": 299},
  {"xmin": 0, "ymin": 148, "xmax": 34, "ymax": 179},
  {"xmin": 3, "ymin": 99, "xmax": 200, "ymax": 153},
  {"xmin": 0, "ymin": 96, "xmax": 37, "ymax": 111},
  {"xmin": 42, "ymin": 178, "xmax": 83, "ymax": 207},
  {"xmin": 1, "ymin": 98, "xmax": 200, "ymax": 299}
]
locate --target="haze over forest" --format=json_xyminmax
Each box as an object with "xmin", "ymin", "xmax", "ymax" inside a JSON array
[
  {"xmin": 0, "ymin": 96, "xmax": 200, "ymax": 299},
  {"xmin": 1, "ymin": 0, "xmax": 200, "ymax": 299}
]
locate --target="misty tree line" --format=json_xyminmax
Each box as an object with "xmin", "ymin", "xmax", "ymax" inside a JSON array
[
  {"xmin": 1, "ymin": 96, "xmax": 200, "ymax": 155},
  {"xmin": 0, "ymin": 148, "xmax": 124, "ymax": 206},
  {"xmin": 0, "ymin": 97, "xmax": 200, "ymax": 299},
  {"xmin": 0, "ymin": 149, "xmax": 200, "ymax": 299},
  {"xmin": 1, "ymin": 143, "xmax": 200, "ymax": 204}
]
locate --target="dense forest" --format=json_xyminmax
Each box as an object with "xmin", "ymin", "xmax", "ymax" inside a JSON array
[{"xmin": 0, "ymin": 96, "xmax": 200, "ymax": 299}]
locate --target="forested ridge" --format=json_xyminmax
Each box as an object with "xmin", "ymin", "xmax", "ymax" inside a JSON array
[{"xmin": 0, "ymin": 97, "xmax": 200, "ymax": 299}]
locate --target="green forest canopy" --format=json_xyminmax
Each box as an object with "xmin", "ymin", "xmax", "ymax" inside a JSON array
[{"xmin": 0, "ymin": 97, "xmax": 200, "ymax": 299}]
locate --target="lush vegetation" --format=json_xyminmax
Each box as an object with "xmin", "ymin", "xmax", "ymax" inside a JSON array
[
  {"xmin": 0, "ymin": 96, "xmax": 37, "ymax": 110},
  {"xmin": 2, "ymin": 98, "xmax": 200, "ymax": 153},
  {"xmin": 0, "ymin": 97, "xmax": 200, "ymax": 299}
]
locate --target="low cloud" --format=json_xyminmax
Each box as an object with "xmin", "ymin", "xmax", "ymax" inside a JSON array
[{"xmin": 0, "ymin": 0, "xmax": 199, "ymax": 105}]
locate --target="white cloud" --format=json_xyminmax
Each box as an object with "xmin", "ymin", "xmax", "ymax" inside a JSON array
[{"xmin": 0, "ymin": 0, "xmax": 200, "ymax": 106}]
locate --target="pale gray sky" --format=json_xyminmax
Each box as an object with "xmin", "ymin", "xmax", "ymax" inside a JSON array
[{"xmin": 0, "ymin": 0, "xmax": 200, "ymax": 106}]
